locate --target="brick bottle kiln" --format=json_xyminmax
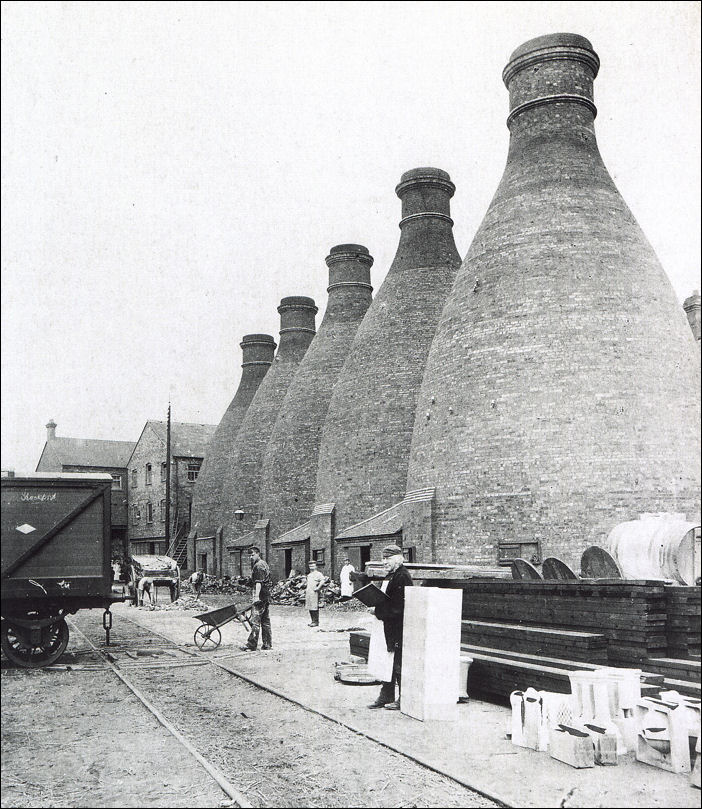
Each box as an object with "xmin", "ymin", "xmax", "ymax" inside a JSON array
[
  {"xmin": 191, "ymin": 334, "xmax": 276, "ymax": 544},
  {"xmin": 258, "ymin": 246, "xmax": 373, "ymax": 572},
  {"xmin": 314, "ymin": 168, "xmax": 461, "ymax": 564},
  {"xmin": 405, "ymin": 34, "xmax": 701, "ymax": 570},
  {"xmin": 218, "ymin": 297, "xmax": 317, "ymax": 571}
]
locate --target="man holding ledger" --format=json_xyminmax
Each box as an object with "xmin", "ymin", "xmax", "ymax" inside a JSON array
[{"xmin": 354, "ymin": 544, "xmax": 412, "ymax": 711}]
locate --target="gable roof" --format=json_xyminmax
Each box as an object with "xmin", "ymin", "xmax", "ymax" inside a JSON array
[
  {"xmin": 132, "ymin": 420, "xmax": 217, "ymax": 461},
  {"xmin": 37, "ymin": 436, "xmax": 136, "ymax": 470}
]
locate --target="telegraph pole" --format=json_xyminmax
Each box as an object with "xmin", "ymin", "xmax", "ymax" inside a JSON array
[{"xmin": 165, "ymin": 402, "xmax": 171, "ymax": 551}]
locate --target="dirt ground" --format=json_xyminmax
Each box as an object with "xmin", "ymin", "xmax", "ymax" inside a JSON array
[{"xmin": 1, "ymin": 602, "xmax": 498, "ymax": 809}]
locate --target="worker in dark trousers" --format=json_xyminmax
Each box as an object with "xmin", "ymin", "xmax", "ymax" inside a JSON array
[
  {"xmin": 368, "ymin": 544, "xmax": 413, "ymax": 710},
  {"xmin": 240, "ymin": 546, "xmax": 273, "ymax": 651}
]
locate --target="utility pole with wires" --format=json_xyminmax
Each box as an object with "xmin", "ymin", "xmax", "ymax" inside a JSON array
[{"xmin": 165, "ymin": 402, "xmax": 171, "ymax": 551}]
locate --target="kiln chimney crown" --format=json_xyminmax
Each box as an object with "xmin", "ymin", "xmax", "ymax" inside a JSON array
[
  {"xmin": 325, "ymin": 244, "xmax": 374, "ymax": 295},
  {"xmin": 395, "ymin": 167, "xmax": 455, "ymax": 226},
  {"xmin": 240, "ymin": 333, "xmax": 277, "ymax": 367},
  {"xmin": 503, "ymin": 33, "xmax": 600, "ymax": 126}
]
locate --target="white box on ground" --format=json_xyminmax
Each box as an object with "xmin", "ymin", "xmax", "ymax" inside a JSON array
[{"xmin": 401, "ymin": 587, "xmax": 463, "ymax": 721}]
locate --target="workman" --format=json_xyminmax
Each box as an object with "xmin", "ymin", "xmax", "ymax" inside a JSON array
[
  {"xmin": 240, "ymin": 546, "xmax": 272, "ymax": 651},
  {"xmin": 136, "ymin": 575, "xmax": 154, "ymax": 607},
  {"xmin": 305, "ymin": 560, "xmax": 325, "ymax": 626},
  {"xmin": 189, "ymin": 569, "xmax": 204, "ymax": 598},
  {"xmin": 339, "ymin": 557, "xmax": 355, "ymax": 601},
  {"xmin": 368, "ymin": 544, "xmax": 412, "ymax": 711}
]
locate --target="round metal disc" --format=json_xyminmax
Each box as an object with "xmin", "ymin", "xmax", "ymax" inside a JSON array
[
  {"xmin": 511, "ymin": 558, "xmax": 543, "ymax": 580},
  {"xmin": 542, "ymin": 557, "xmax": 579, "ymax": 580},
  {"xmin": 580, "ymin": 546, "xmax": 623, "ymax": 579}
]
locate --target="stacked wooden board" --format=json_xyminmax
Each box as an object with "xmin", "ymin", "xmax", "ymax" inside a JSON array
[
  {"xmin": 349, "ymin": 630, "xmax": 370, "ymax": 660},
  {"xmin": 347, "ymin": 629, "xmax": 664, "ymax": 702},
  {"xmin": 451, "ymin": 579, "xmax": 669, "ymax": 664},
  {"xmin": 349, "ymin": 580, "xmax": 700, "ymax": 702},
  {"xmin": 460, "ymin": 620, "xmax": 608, "ymax": 664},
  {"xmin": 664, "ymin": 585, "xmax": 701, "ymax": 658}
]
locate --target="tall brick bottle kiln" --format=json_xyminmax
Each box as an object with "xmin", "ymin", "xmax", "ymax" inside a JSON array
[
  {"xmin": 219, "ymin": 297, "xmax": 317, "ymax": 564},
  {"xmin": 258, "ymin": 246, "xmax": 373, "ymax": 555},
  {"xmin": 315, "ymin": 168, "xmax": 461, "ymax": 548},
  {"xmin": 191, "ymin": 334, "xmax": 276, "ymax": 539},
  {"xmin": 406, "ymin": 34, "xmax": 701, "ymax": 570}
]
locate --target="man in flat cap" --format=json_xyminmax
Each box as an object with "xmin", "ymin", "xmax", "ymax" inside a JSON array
[{"xmin": 368, "ymin": 544, "xmax": 413, "ymax": 710}]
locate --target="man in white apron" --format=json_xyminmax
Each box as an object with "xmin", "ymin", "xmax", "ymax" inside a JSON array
[
  {"xmin": 367, "ymin": 544, "xmax": 413, "ymax": 710},
  {"xmin": 305, "ymin": 560, "xmax": 325, "ymax": 626},
  {"xmin": 339, "ymin": 557, "xmax": 355, "ymax": 601}
]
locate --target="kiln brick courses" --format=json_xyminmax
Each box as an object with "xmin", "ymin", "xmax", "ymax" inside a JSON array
[
  {"xmin": 314, "ymin": 168, "xmax": 461, "ymax": 568},
  {"xmin": 218, "ymin": 297, "xmax": 316, "ymax": 569},
  {"xmin": 258, "ymin": 245, "xmax": 373, "ymax": 574},
  {"xmin": 191, "ymin": 334, "xmax": 276, "ymax": 540},
  {"xmin": 405, "ymin": 34, "xmax": 701, "ymax": 571}
]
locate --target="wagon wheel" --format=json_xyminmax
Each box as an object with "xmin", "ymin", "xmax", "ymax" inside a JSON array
[
  {"xmin": 194, "ymin": 624, "xmax": 221, "ymax": 651},
  {"xmin": 1, "ymin": 619, "xmax": 69, "ymax": 669}
]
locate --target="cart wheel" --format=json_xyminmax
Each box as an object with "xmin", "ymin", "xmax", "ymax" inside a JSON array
[
  {"xmin": 1, "ymin": 619, "xmax": 69, "ymax": 669},
  {"xmin": 194, "ymin": 624, "xmax": 221, "ymax": 651}
]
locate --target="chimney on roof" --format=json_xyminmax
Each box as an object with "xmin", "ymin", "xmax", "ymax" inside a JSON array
[
  {"xmin": 46, "ymin": 420, "xmax": 57, "ymax": 441},
  {"xmin": 683, "ymin": 290, "xmax": 701, "ymax": 341}
]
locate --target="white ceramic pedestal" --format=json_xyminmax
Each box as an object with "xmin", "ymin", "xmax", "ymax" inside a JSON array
[{"xmin": 401, "ymin": 587, "xmax": 462, "ymax": 721}]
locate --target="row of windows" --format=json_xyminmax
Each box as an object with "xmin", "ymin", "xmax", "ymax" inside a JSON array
[
  {"xmin": 131, "ymin": 500, "xmax": 167, "ymax": 525},
  {"xmin": 130, "ymin": 461, "xmax": 201, "ymax": 488}
]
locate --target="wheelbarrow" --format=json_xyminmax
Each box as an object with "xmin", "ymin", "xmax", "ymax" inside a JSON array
[{"xmin": 193, "ymin": 601, "xmax": 255, "ymax": 651}]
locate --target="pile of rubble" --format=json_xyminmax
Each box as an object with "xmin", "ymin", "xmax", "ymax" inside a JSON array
[
  {"xmin": 132, "ymin": 594, "xmax": 211, "ymax": 611},
  {"xmin": 180, "ymin": 574, "xmax": 251, "ymax": 597},
  {"xmin": 269, "ymin": 574, "xmax": 343, "ymax": 605}
]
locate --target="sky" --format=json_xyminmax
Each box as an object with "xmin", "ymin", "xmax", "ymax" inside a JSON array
[{"xmin": 2, "ymin": 1, "xmax": 700, "ymax": 474}]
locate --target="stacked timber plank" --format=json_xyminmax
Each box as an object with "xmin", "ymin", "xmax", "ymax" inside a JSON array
[
  {"xmin": 347, "ymin": 629, "xmax": 664, "ymax": 702},
  {"xmin": 350, "ymin": 630, "xmax": 370, "ymax": 659},
  {"xmin": 460, "ymin": 620, "xmax": 608, "ymax": 664},
  {"xmin": 664, "ymin": 585, "xmax": 701, "ymax": 658},
  {"xmin": 463, "ymin": 647, "xmax": 663, "ymax": 703},
  {"xmin": 456, "ymin": 580, "xmax": 668, "ymax": 664}
]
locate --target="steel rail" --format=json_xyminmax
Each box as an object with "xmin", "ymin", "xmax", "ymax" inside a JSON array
[
  {"xmin": 66, "ymin": 618, "xmax": 253, "ymax": 808},
  {"xmin": 118, "ymin": 612, "xmax": 514, "ymax": 808}
]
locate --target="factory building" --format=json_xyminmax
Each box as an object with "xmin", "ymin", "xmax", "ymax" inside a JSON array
[
  {"xmin": 404, "ymin": 34, "xmax": 701, "ymax": 571},
  {"xmin": 189, "ymin": 334, "xmax": 276, "ymax": 569},
  {"xmin": 313, "ymin": 168, "xmax": 461, "ymax": 575},
  {"xmin": 214, "ymin": 297, "xmax": 317, "ymax": 576},
  {"xmin": 258, "ymin": 246, "xmax": 373, "ymax": 580}
]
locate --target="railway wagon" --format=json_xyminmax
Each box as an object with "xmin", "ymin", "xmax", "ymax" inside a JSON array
[{"xmin": 1, "ymin": 473, "xmax": 129, "ymax": 667}]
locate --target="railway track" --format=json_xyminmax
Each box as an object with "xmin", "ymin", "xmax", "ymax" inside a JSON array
[{"xmin": 3, "ymin": 609, "xmax": 506, "ymax": 808}]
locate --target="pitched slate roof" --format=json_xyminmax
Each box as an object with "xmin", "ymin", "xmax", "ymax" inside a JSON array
[
  {"xmin": 137, "ymin": 421, "xmax": 217, "ymax": 459},
  {"xmin": 37, "ymin": 436, "xmax": 136, "ymax": 470}
]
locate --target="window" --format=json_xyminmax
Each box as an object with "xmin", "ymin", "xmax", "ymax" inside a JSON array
[
  {"xmin": 131, "ymin": 469, "xmax": 137, "ymax": 488},
  {"xmin": 313, "ymin": 548, "xmax": 325, "ymax": 565},
  {"xmin": 187, "ymin": 462, "xmax": 201, "ymax": 482},
  {"xmin": 146, "ymin": 502, "xmax": 153, "ymax": 523},
  {"xmin": 498, "ymin": 541, "xmax": 541, "ymax": 566},
  {"xmin": 131, "ymin": 505, "xmax": 141, "ymax": 524},
  {"xmin": 402, "ymin": 546, "xmax": 415, "ymax": 563},
  {"xmin": 159, "ymin": 499, "xmax": 166, "ymax": 522},
  {"xmin": 145, "ymin": 463, "xmax": 152, "ymax": 485},
  {"xmin": 111, "ymin": 474, "xmax": 122, "ymax": 490},
  {"xmin": 161, "ymin": 461, "xmax": 167, "ymax": 482}
]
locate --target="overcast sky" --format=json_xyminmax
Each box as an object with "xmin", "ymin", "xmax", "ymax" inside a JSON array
[{"xmin": 2, "ymin": 1, "xmax": 700, "ymax": 474}]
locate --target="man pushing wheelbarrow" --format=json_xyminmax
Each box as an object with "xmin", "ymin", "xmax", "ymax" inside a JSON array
[
  {"xmin": 193, "ymin": 546, "xmax": 273, "ymax": 652},
  {"xmin": 240, "ymin": 546, "xmax": 273, "ymax": 651}
]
